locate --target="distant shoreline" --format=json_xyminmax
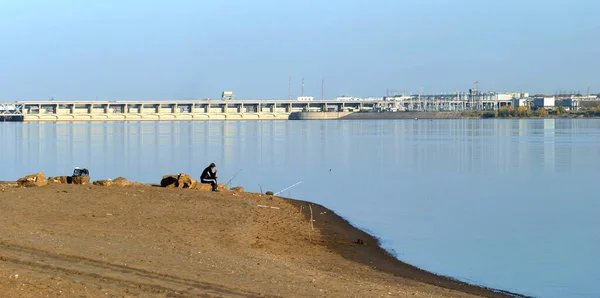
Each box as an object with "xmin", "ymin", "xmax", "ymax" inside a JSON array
[{"xmin": 340, "ymin": 111, "xmax": 597, "ymax": 120}]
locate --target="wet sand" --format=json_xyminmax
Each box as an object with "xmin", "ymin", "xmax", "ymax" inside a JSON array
[{"xmin": 0, "ymin": 183, "xmax": 518, "ymax": 297}]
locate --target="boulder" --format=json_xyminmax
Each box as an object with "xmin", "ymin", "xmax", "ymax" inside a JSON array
[
  {"xmin": 176, "ymin": 174, "xmax": 197, "ymax": 189},
  {"xmin": 160, "ymin": 174, "xmax": 196, "ymax": 189},
  {"xmin": 112, "ymin": 177, "xmax": 133, "ymax": 187},
  {"xmin": 216, "ymin": 183, "xmax": 228, "ymax": 191},
  {"xmin": 71, "ymin": 176, "xmax": 90, "ymax": 185},
  {"xmin": 230, "ymin": 186, "xmax": 245, "ymax": 192},
  {"xmin": 48, "ymin": 176, "xmax": 69, "ymax": 184},
  {"xmin": 161, "ymin": 175, "xmax": 179, "ymax": 188},
  {"xmin": 17, "ymin": 173, "xmax": 48, "ymax": 187},
  {"xmin": 194, "ymin": 183, "xmax": 213, "ymax": 191},
  {"xmin": 47, "ymin": 177, "xmax": 61, "ymax": 185},
  {"xmin": 93, "ymin": 180, "xmax": 113, "ymax": 186}
]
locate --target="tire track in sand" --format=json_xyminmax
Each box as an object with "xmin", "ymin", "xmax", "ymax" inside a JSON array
[{"xmin": 0, "ymin": 241, "xmax": 264, "ymax": 297}]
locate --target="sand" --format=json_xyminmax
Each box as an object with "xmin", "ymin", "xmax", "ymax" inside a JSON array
[{"xmin": 0, "ymin": 183, "xmax": 514, "ymax": 297}]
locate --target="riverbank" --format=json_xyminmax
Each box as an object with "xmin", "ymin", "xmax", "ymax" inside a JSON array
[
  {"xmin": 338, "ymin": 110, "xmax": 598, "ymax": 120},
  {"xmin": 0, "ymin": 182, "xmax": 519, "ymax": 297}
]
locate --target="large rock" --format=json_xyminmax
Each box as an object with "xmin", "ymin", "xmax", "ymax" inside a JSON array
[
  {"xmin": 230, "ymin": 186, "xmax": 245, "ymax": 192},
  {"xmin": 160, "ymin": 174, "xmax": 197, "ymax": 189},
  {"xmin": 93, "ymin": 180, "xmax": 113, "ymax": 186},
  {"xmin": 194, "ymin": 183, "xmax": 227, "ymax": 191},
  {"xmin": 71, "ymin": 176, "xmax": 90, "ymax": 185},
  {"xmin": 217, "ymin": 183, "xmax": 228, "ymax": 191},
  {"xmin": 112, "ymin": 177, "xmax": 133, "ymax": 187},
  {"xmin": 93, "ymin": 177, "xmax": 133, "ymax": 187},
  {"xmin": 194, "ymin": 183, "xmax": 213, "ymax": 191},
  {"xmin": 176, "ymin": 174, "xmax": 197, "ymax": 189},
  {"xmin": 48, "ymin": 176, "xmax": 69, "ymax": 184},
  {"xmin": 17, "ymin": 173, "xmax": 48, "ymax": 187},
  {"xmin": 161, "ymin": 175, "xmax": 179, "ymax": 188}
]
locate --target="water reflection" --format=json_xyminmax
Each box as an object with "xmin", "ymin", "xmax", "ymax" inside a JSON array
[{"xmin": 5, "ymin": 119, "xmax": 600, "ymax": 181}]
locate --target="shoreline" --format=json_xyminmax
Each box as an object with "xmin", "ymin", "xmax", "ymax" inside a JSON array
[
  {"xmin": 340, "ymin": 111, "xmax": 597, "ymax": 120},
  {"xmin": 0, "ymin": 178, "xmax": 527, "ymax": 297},
  {"xmin": 286, "ymin": 198, "xmax": 528, "ymax": 298}
]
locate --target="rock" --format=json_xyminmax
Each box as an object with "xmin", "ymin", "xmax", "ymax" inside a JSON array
[
  {"xmin": 47, "ymin": 177, "xmax": 61, "ymax": 185},
  {"xmin": 176, "ymin": 174, "xmax": 197, "ymax": 189},
  {"xmin": 194, "ymin": 183, "xmax": 213, "ymax": 191},
  {"xmin": 160, "ymin": 175, "xmax": 179, "ymax": 188},
  {"xmin": 71, "ymin": 176, "xmax": 90, "ymax": 185},
  {"xmin": 17, "ymin": 173, "xmax": 48, "ymax": 187},
  {"xmin": 230, "ymin": 186, "xmax": 245, "ymax": 192},
  {"xmin": 112, "ymin": 177, "xmax": 133, "ymax": 187},
  {"xmin": 93, "ymin": 180, "xmax": 113, "ymax": 186},
  {"xmin": 48, "ymin": 176, "xmax": 69, "ymax": 184},
  {"xmin": 265, "ymin": 191, "xmax": 274, "ymax": 196},
  {"xmin": 217, "ymin": 183, "xmax": 228, "ymax": 191},
  {"xmin": 160, "ymin": 174, "xmax": 196, "ymax": 189}
]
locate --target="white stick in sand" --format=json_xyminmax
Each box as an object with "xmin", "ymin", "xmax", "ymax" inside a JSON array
[{"xmin": 309, "ymin": 205, "xmax": 314, "ymax": 231}]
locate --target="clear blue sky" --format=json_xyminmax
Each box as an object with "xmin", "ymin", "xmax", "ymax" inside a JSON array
[{"xmin": 0, "ymin": 0, "xmax": 598, "ymax": 100}]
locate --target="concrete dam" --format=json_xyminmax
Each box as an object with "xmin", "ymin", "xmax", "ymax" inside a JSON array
[{"xmin": 0, "ymin": 100, "xmax": 384, "ymax": 122}]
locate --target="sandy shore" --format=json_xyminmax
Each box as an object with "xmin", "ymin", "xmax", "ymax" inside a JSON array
[{"xmin": 0, "ymin": 183, "xmax": 516, "ymax": 297}]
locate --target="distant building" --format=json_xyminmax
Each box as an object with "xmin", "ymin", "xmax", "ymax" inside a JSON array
[
  {"xmin": 508, "ymin": 92, "xmax": 529, "ymax": 99},
  {"xmin": 221, "ymin": 91, "xmax": 234, "ymax": 101},
  {"xmin": 561, "ymin": 98, "xmax": 579, "ymax": 111},
  {"xmin": 496, "ymin": 93, "xmax": 514, "ymax": 101},
  {"xmin": 512, "ymin": 98, "xmax": 528, "ymax": 107},
  {"xmin": 533, "ymin": 97, "xmax": 555, "ymax": 109}
]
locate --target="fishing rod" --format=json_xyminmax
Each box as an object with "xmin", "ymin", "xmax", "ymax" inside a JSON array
[
  {"xmin": 268, "ymin": 181, "xmax": 303, "ymax": 199},
  {"xmin": 226, "ymin": 169, "xmax": 243, "ymax": 187}
]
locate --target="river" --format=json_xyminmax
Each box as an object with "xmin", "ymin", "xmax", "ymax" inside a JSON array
[{"xmin": 1, "ymin": 119, "xmax": 598, "ymax": 298}]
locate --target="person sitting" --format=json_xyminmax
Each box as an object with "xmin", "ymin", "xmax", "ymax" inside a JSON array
[{"xmin": 200, "ymin": 163, "xmax": 218, "ymax": 191}]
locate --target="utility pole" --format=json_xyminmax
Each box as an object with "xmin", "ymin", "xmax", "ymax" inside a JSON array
[{"xmin": 288, "ymin": 76, "xmax": 292, "ymax": 100}]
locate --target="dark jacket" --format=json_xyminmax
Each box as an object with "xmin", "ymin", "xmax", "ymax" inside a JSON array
[{"xmin": 201, "ymin": 166, "xmax": 216, "ymax": 180}]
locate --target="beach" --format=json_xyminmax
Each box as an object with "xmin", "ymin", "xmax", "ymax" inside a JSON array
[{"xmin": 0, "ymin": 182, "xmax": 513, "ymax": 297}]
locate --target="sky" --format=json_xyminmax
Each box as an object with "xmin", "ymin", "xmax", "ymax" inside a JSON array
[{"xmin": 0, "ymin": 0, "xmax": 598, "ymax": 100}]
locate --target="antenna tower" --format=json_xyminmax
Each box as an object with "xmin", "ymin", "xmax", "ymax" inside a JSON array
[
  {"xmin": 472, "ymin": 81, "xmax": 480, "ymax": 111},
  {"xmin": 301, "ymin": 78, "xmax": 305, "ymax": 97}
]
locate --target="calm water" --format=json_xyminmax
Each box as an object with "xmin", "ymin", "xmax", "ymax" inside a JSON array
[{"xmin": 1, "ymin": 119, "xmax": 599, "ymax": 298}]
